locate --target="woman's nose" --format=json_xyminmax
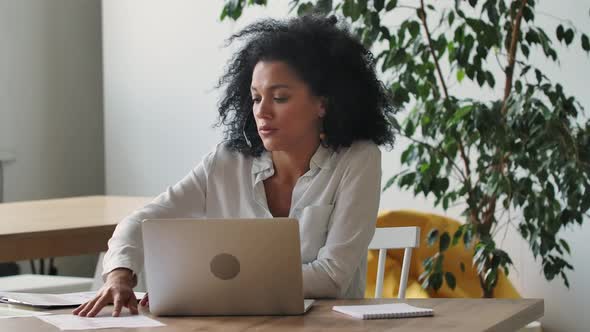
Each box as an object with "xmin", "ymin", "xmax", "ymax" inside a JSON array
[{"xmin": 254, "ymin": 98, "xmax": 272, "ymax": 119}]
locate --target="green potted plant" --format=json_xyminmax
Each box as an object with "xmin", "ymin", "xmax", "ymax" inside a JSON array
[{"xmin": 221, "ymin": 0, "xmax": 590, "ymax": 298}]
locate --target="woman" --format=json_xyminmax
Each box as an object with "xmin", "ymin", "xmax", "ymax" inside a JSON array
[{"xmin": 74, "ymin": 14, "xmax": 396, "ymax": 317}]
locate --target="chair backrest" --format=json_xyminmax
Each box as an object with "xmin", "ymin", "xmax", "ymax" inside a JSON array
[{"xmin": 368, "ymin": 226, "xmax": 420, "ymax": 299}]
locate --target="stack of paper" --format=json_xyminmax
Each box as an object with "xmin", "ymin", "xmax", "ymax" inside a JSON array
[
  {"xmin": 0, "ymin": 305, "xmax": 51, "ymax": 319},
  {"xmin": 37, "ymin": 313, "xmax": 165, "ymax": 330},
  {"xmin": 0, "ymin": 291, "xmax": 146, "ymax": 309},
  {"xmin": 1, "ymin": 291, "xmax": 164, "ymax": 330}
]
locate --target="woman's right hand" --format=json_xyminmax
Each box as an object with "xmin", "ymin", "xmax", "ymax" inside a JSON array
[{"xmin": 72, "ymin": 268, "xmax": 138, "ymax": 317}]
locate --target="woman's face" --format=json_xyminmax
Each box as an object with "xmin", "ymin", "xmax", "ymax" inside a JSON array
[{"xmin": 250, "ymin": 61, "xmax": 325, "ymax": 153}]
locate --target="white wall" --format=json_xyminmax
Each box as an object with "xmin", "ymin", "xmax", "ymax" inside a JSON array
[
  {"xmin": 102, "ymin": 0, "xmax": 293, "ymax": 195},
  {"xmin": 102, "ymin": 1, "xmax": 589, "ymax": 331},
  {"xmin": 0, "ymin": 0, "xmax": 104, "ymax": 277}
]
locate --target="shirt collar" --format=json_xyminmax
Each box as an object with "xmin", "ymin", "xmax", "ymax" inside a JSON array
[
  {"xmin": 251, "ymin": 144, "xmax": 334, "ymax": 176},
  {"xmin": 309, "ymin": 144, "xmax": 333, "ymax": 170}
]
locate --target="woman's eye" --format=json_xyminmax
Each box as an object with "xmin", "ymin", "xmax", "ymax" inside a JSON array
[
  {"xmin": 274, "ymin": 97, "xmax": 288, "ymax": 103},
  {"xmin": 252, "ymin": 97, "xmax": 261, "ymax": 103}
]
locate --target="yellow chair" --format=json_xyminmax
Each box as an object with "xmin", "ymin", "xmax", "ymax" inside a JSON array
[{"xmin": 365, "ymin": 210, "xmax": 520, "ymax": 299}]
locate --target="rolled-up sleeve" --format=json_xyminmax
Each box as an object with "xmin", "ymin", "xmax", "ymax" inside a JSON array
[
  {"xmin": 101, "ymin": 151, "xmax": 214, "ymax": 279},
  {"xmin": 302, "ymin": 144, "xmax": 381, "ymax": 298}
]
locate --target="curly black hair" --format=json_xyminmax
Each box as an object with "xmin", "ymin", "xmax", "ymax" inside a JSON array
[{"xmin": 216, "ymin": 14, "xmax": 397, "ymax": 156}]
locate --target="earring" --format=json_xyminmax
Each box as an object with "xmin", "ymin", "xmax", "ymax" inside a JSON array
[{"xmin": 319, "ymin": 114, "xmax": 326, "ymax": 141}]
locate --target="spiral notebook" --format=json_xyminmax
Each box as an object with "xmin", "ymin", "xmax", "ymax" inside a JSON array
[{"xmin": 332, "ymin": 303, "xmax": 433, "ymax": 320}]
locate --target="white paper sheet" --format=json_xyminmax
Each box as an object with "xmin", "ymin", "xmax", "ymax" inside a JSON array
[
  {"xmin": 0, "ymin": 305, "xmax": 51, "ymax": 319},
  {"xmin": 0, "ymin": 291, "xmax": 146, "ymax": 308},
  {"xmin": 37, "ymin": 313, "xmax": 165, "ymax": 330}
]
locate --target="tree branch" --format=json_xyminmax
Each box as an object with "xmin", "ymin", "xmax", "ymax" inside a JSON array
[
  {"xmin": 418, "ymin": 0, "xmax": 449, "ymax": 100},
  {"xmin": 484, "ymin": 0, "xmax": 529, "ymax": 232},
  {"xmin": 501, "ymin": 0, "xmax": 528, "ymax": 115},
  {"xmin": 418, "ymin": 0, "xmax": 477, "ymax": 223}
]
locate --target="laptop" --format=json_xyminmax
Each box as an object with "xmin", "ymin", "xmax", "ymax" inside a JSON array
[{"xmin": 141, "ymin": 218, "xmax": 315, "ymax": 316}]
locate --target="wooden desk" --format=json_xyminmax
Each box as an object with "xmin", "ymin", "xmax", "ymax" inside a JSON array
[
  {"xmin": 0, "ymin": 196, "xmax": 152, "ymax": 262},
  {"xmin": 0, "ymin": 298, "xmax": 543, "ymax": 331}
]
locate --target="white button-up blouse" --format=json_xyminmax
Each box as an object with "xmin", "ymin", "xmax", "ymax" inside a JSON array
[{"xmin": 103, "ymin": 140, "xmax": 381, "ymax": 299}]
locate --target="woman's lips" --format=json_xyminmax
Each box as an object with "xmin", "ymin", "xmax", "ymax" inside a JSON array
[
  {"xmin": 258, "ymin": 128, "xmax": 277, "ymax": 136},
  {"xmin": 258, "ymin": 125, "xmax": 277, "ymax": 136}
]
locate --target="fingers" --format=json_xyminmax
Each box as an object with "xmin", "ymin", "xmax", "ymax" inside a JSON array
[
  {"xmin": 72, "ymin": 302, "xmax": 86, "ymax": 315},
  {"xmin": 127, "ymin": 294, "xmax": 139, "ymax": 315},
  {"xmin": 73, "ymin": 296, "xmax": 100, "ymax": 317},
  {"xmin": 71, "ymin": 286, "xmax": 139, "ymax": 317},
  {"xmin": 139, "ymin": 293, "xmax": 149, "ymax": 307},
  {"xmin": 112, "ymin": 294, "xmax": 123, "ymax": 317},
  {"xmin": 86, "ymin": 294, "xmax": 111, "ymax": 317}
]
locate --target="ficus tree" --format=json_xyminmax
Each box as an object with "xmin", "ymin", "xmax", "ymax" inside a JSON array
[{"xmin": 221, "ymin": 0, "xmax": 590, "ymax": 298}]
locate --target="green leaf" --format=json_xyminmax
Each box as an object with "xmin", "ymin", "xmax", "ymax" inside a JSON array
[
  {"xmin": 564, "ymin": 28, "xmax": 574, "ymax": 45},
  {"xmin": 473, "ymin": 245, "xmax": 486, "ymax": 265},
  {"xmin": 535, "ymin": 69, "xmax": 542, "ymax": 83},
  {"xmin": 485, "ymin": 71, "xmax": 495, "ymax": 88},
  {"xmin": 419, "ymin": 162, "xmax": 430, "ymax": 173},
  {"xmin": 440, "ymin": 232, "xmax": 451, "ymax": 252},
  {"xmin": 522, "ymin": 6, "xmax": 534, "ymax": 22},
  {"xmin": 427, "ymin": 228, "xmax": 439, "ymax": 247},
  {"xmin": 484, "ymin": 269, "xmax": 497, "ymax": 288},
  {"xmin": 385, "ymin": 0, "xmax": 397, "ymax": 11},
  {"xmin": 382, "ymin": 175, "xmax": 397, "ymax": 192},
  {"xmin": 430, "ymin": 271, "xmax": 443, "ymax": 290},
  {"xmin": 559, "ymin": 239, "xmax": 571, "ymax": 254},
  {"xmin": 408, "ymin": 21, "xmax": 420, "ymax": 39},
  {"xmin": 404, "ymin": 119, "xmax": 416, "ymax": 136},
  {"xmin": 457, "ymin": 68, "xmax": 465, "ymax": 83},
  {"xmin": 315, "ymin": 0, "xmax": 332, "ymax": 14},
  {"xmin": 448, "ymin": 105, "xmax": 473, "ymax": 127},
  {"xmin": 220, "ymin": 5, "xmax": 228, "ymax": 21},
  {"xmin": 343, "ymin": 0, "xmax": 361, "ymax": 21},
  {"xmin": 556, "ymin": 25, "xmax": 564, "ymax": 42},
  {"xmin": 374, "ymin": 0, "xmax": 385, "ymax": 11},
  {"xmin": 521, "ymin": 44, "xmax": 530, "ymax": 58},
  {"xmin": 448, "ymin": 11, "xmax": 455, "ymax": 26},
  {"xmin": 297, "ymin": 2, "xmax": 314, "ymax": 16},
  {"xmin": 445, "ymin": 272, "xmax": 457, "ymax": 290},
  {"xmin": 422, "ymin": 256, "xmax": 434, "ymax": 271},
  {"xmin": 351, "ymin": 1, "xmax": 361, "ymax": 21},
  {"xmin": 452, "ymin": 228, "xmax": 463, "ymax": 246},
  {"xmin": 515, "ymin": 80, "xmax": 522, "ymax": 93},
  {"xmin": 486, "ymin": 4, "xmax": 499, "ymax": 25},
  {"xmin": 476, "ymin": 70, "xmax": 485, "ymax": 86},
  {"xmin": 401, "ymin": 146, "xmax": 414, "ymax": 163},
  {"xmin": 342, "ymin": 0, "xmax": 352, "ymax": 17},
  {"xmin": 561, "ymin": 272, "xmax": 570, "ymax": 288},
  {"xmin": 399, "ymin": 172, "xmax": 417, "ymax": 188},
  {"xmin": 582, "ymin": 34, "xmax": 590, "ymax": 51}
]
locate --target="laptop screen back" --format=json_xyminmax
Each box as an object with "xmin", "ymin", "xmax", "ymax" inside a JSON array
[{"xmin": 142, "ymin": 218, "xmax": 306, "ymax": 316}]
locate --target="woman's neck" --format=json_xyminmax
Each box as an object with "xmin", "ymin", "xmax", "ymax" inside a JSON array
[{"xmin": 270, "ymin": 141, "xmax": 320, "ymax": 185}]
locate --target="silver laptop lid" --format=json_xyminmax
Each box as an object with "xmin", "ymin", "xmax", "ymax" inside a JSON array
[{"xmin": 142, "ymin": 218, "xmax": 307, "ymax": 316}]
